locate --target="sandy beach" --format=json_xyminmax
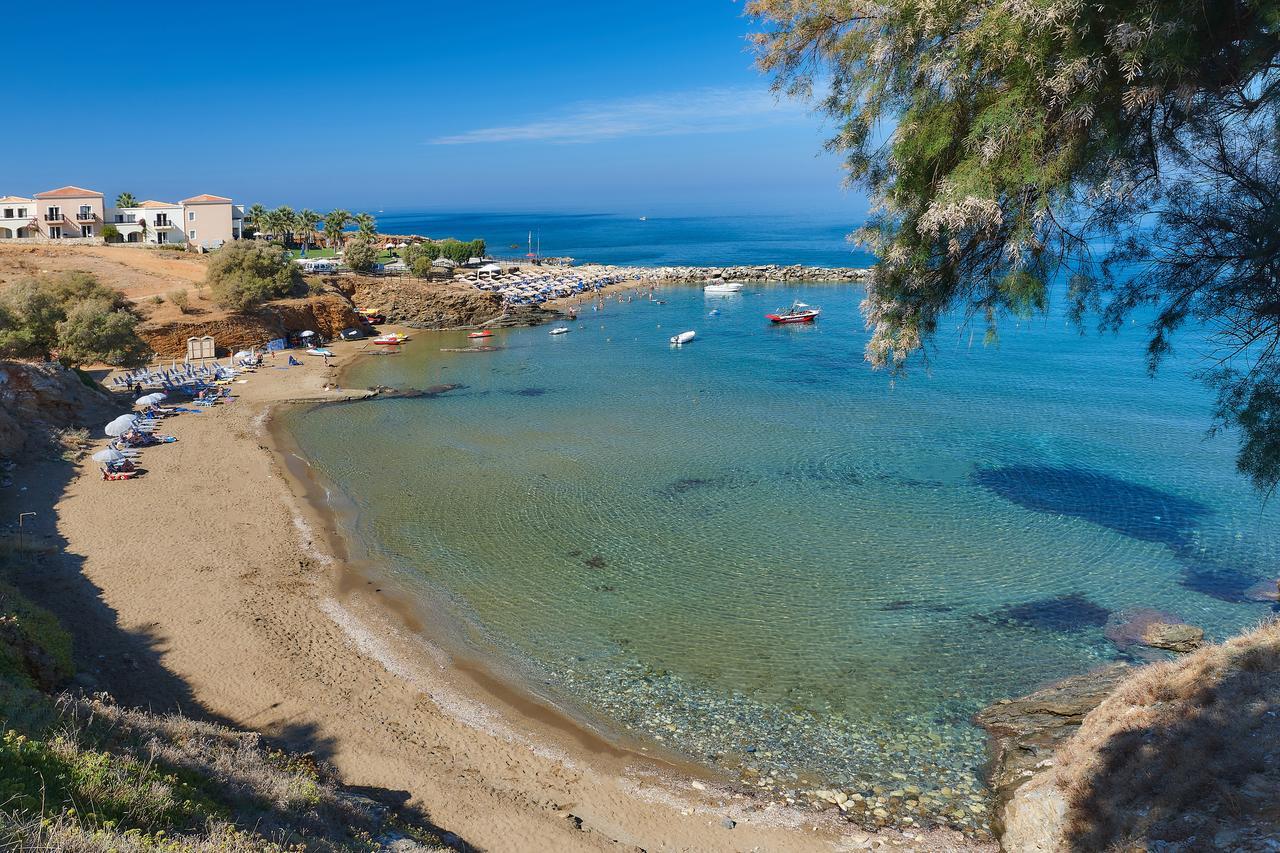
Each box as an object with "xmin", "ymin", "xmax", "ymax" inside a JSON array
[{"xmin": 25, "ymin": 342, "xmax": 986, "ymax": 853}]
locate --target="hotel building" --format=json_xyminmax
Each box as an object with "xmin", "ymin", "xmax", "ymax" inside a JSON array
[{"xmin": 0, "ymin": 186, "xmax": 244, "ymax": 250}]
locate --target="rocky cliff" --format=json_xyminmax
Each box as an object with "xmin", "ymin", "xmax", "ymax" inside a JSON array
[
  {"xmin": 138, "ymin": 294, "xmax": 363, "ymax": 357},
  {"xmin": 0, "ymin": 361, "xmax": 119, "ymax": 460},
  {"xmin": 339, "ymin": 277, "xmax": 555, "ymax": 328},
  {"xmin": 980, "ymin": 620, "xmax": 1280, "ymax": 851}
]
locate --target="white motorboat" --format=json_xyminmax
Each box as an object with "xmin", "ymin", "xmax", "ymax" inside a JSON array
[
  {"xmin": 670, "ymin": 330, "xmax": 696, "ymax": 346},
  {"xmin": 550, "ymin": 327, "xmax": 570, "ymax": 335},
  {"xmin": 704, "ymin": 281, "xmax": 744, "ymax": 294}
]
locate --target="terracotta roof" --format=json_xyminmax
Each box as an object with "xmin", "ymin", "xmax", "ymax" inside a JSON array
[
  {"xmin": 0, "ymin": 196, "xmax": 34, "ymax": 204},
  {"xmin": 34, "ymin": 185, "xmax": 103, "ymax": 199},
  {"xmin": 135, "ymin": 200, "xmax": 177, "ymax": 209},
  {"xmin": 180, "ymin": 194, "xmax": 232, "ymax": 204}
]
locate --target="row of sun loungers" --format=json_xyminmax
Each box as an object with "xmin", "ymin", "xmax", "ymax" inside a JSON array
[
  {"xmin": 100, "ymin": 364, "xmax": 244, "ymax": 480},
  {"xmin": 110, "ymin": 361, "xmax": 242, "ymax": 393},
  {"xmin": 456, "ymin": 271, "xmax": 628, "ymax": 307}
]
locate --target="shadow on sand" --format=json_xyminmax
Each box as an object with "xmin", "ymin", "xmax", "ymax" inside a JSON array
[{"xmin": 1, "ymin": 440, "xmax": 475, "ymax": 851}]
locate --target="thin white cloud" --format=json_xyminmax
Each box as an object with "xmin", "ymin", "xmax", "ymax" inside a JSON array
[{"xmin": 429, "ymin": 87, "xmax": 803, "ymax": 145}]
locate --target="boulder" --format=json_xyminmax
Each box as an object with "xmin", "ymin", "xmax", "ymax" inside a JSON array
[
  {"xmin": 1001, "ymin": 777, "xmax": 1068, "ymax": 853},
  {"xmin": 1104, "ymin": 607, "xmax": 1203, "ymax": 654},
  {"xmin": 1243, "ymin": 579, "xmax": 1280, "ymax": 602},
  {"xmin": 1140, "ymin": 622, "xmax": 1204, "ymax": 653}
]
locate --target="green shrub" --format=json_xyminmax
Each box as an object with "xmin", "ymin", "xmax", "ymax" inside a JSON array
[
  {"xmin": 0, "ymin": 272, "xmax": 147, "ymax": 367},
  {"xmin": 343, "ymin": 235, "xmax": 378, "ymax": 273},
  {"xmin": 206, "ymin": 241, "xmax": 301, "ymax": 311},
  {"xmin": 169, "ymin": 289, "xmax": 193, "ymax": 314}
]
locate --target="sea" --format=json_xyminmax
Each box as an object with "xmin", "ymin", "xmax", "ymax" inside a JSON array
[
  {"xmin": 280, "ymin": 212, "xmax": 1279, "ymax": 832},
  {"xmin": 371, "ymin": 210, "xmax": 876, "ymax": 267}
]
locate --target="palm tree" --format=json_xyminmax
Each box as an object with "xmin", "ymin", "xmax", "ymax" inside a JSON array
[
  {"xmin": 273, "ymin": 206, "xmax": 295, "ymax": 247},
  {"xmin": 115, "ymin": 192, "xmax": 137, "ymax": 210},
  {"xmin": 354, "ymin": 212, "xmax": 377, "ymax": 241},
  {"xmin": 323, "ymin": 209, "xmax": 350, "ymax": 253},
  {"xmin": 246, "ymin": 203, "xmax": 268, "ymax": 238},
  {"xmin": 296, "ymin": 209, "xmax": 321, "ymax": 253}
]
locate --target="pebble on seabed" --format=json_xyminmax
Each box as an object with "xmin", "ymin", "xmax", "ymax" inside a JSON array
[{"xmin": 529, "ymin": 654, "xmax": 995, "ymax": 838}]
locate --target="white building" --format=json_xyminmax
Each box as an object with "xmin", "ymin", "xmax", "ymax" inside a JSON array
[
  {"xmin": 0, "ymin": 185, "xmax": 243, "ymax": 249},
  {"xmin": 0, "ymin": 196, "xmax": 36, "ymax": 240}
]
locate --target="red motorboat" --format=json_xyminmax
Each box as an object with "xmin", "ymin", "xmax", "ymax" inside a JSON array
[{"xmin": 766, "ymin": 301, "xmax": 821, "ymax": 324}]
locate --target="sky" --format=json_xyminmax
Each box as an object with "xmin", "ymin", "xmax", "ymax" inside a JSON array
[{"xmin": 2, "ymin": 1, "xmax": 862, "ymax": 217}]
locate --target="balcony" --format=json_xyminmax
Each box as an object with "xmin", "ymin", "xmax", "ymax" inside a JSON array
[
  {"xmin": 75, "ymin": 212, "xmax": 96, "ymax": 221},
  {"xmin": 44, "ymin": 213, "xmax": 64, "ymax": 222}
]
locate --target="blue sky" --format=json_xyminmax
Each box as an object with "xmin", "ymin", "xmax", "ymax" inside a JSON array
[{"xmin": 3, "ymin": 1, "xmax": 861, "ymax": 216}]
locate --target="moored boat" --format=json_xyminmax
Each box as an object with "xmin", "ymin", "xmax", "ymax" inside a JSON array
[
  {"xmin": 468, "ymin": 330, "xmax": 494, "ymax": 339},
  {"xmin": 766, "ymin": 301, "xmax": 821, "ymax": 324},
  {"xmin": 550, "ymin": 327, "xmax": 570, "ymax": 335},
  {"xmin": 704, "ymin": 281, "xmax": 744, "ymax": 294},
  {"xmin": 670, "ymin": 330, "xmax": 696, "ymax": 346}
]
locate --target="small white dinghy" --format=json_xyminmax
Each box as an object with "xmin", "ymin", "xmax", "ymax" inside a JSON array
[
  {"xmin": 549, "ymin": 327, "xmax": 570, "ymax": 335},
  {"xmin": 670, "ymin": 330, "xmax": 696, "ymax": 346}
]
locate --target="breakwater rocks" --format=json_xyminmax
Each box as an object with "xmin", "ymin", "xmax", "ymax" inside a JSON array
[{"xmin": 577, "ymin": 263, "xmax": 872, "ymax": 284}]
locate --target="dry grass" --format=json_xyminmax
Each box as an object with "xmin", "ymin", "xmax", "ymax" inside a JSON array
[{"xmin": 1047, "ymin": 617, "xmax": 1280, "ymax": 850}]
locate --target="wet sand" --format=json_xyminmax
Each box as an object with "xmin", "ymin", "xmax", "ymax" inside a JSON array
[{"xmin": 47, "ymin": 342, "xmax": 987, "ymax": 852}]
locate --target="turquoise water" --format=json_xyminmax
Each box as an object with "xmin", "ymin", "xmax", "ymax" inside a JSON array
[
  {"xmin": 284, "ymin": 283, "xmax": 1278, "ymax": 830},
  {"xmin": 373, "ymin": 211, "xmax": 877, "ymax": 267}
]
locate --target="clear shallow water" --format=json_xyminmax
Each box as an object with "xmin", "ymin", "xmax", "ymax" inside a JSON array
[
  {"xmin": 372, "ymin": 211, "xmax": 877, "ymax": 267},
  {"xmin": 284, "ymin": 283, "xmax": 1278, "ymax": 830}
]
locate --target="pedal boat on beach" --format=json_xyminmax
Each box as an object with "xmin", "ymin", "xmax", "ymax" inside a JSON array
[
  {"xmin": 766, "ymin": 301, "xmax": 821, "ymax": 324},
  {"xmin": 371, "ymin": 333, "xmax": 410, "ymax": 345},
  {"xmin": 704, "ymin": 281, "xmax": 744, "ymax": 294},
  {"xmin": 468, "ymin": 330, "xmax": 494, "ymax": 339}
]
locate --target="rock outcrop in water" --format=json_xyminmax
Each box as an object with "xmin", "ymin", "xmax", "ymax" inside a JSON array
[{"xmin": 974, "ymin": 663, "xmax": 1130, "ymax": 837}]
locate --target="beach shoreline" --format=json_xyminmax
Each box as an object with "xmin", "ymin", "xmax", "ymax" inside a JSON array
[{"xmin": 41, "ymin": 340, "xmax": 986, "ymax": 852}]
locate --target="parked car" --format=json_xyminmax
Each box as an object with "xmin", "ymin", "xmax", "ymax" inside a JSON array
[{"xmin": 339, "ymin": 327, "xmax": 364, "ymax": 341}]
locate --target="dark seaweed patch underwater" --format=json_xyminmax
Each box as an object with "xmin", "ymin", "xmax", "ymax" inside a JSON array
[{"xmin": 973, "ymin": 464, "xmax": 1270, "ymax": 605}]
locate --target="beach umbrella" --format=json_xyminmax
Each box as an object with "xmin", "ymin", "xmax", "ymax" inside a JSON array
[
  {"xmin": 91, "ymin": 448, "xmax": 125, "ymax": 464},
  {"xmin": 135, "ymin": 393, "xmax": 166, "ymax": 406},
  {"xmin": 104, "ymin": 415, "xmax": 139, "ymax": 437}
]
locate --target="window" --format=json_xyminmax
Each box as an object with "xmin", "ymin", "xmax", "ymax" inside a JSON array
[
  {"xmin": 46, "ymin": 206, "xmax": 60, "ymax": 221},
  {"xmin": 189, "ymin": 211, "xmax": 195, "ymax": 221},
  {"xmin": 3, "ymin": 209, "xmax": 11, "ymax": 219},
  {"xmin": 81, "ymin": 225, "xmax": 93, "ymax": 237},
  {"xmin": 49, "ymin": 226, "xmax": 62, "ymax": 239},
  {"xmin": 17, "ymin": 208, "xmax": 25, "ymax": 218},
  {"xmin": 189, "ymin": 230, "xmax": 196, "ymax": 240},
  {"xmin": 156, "ymin": 214, "xmax": 169, "ymax": 226},
  {"xmin": 157, "ymin": 232, "xmax": 168, "ymax": 244},
  {"xmin": 79, "ymin": 204, "xmax": 91, "ymax": 217}
]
